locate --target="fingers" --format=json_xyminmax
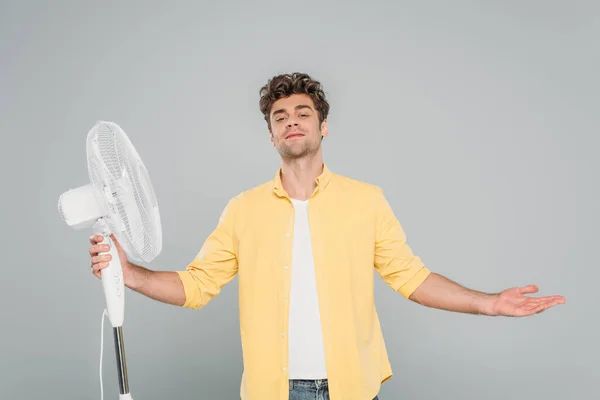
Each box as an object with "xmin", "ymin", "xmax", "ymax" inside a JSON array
[
  {"xmin": 90, "ymin": 253, "xmax": 112, "ymax": 276},
  {"xmin": 109, "ymin": 234, "xmax": 122, "ymax": 250},
  {"xmin": 91, "ymin": 253, "xmax": 112, "ymax": 264},
  {"xmin": 519, "ymin": 284, "xmax": 539, "ymax": 295},
  {"xmin": 91, "ymin": 261, "xmax": 110, "ymax": 277},
  {"xmin": 525, "ymin": 297, "xmax": 565, "ymax": 315},
  {"xmin": 541, "ymin": 295, "xmax": 566, "ymax": 304},
  {"xmin": 89, "ymin": 235, "xmax": 104, "ymax": 245},
  {"xmin": 527, "ymin": 296, "xmax": 564, "ymax": 307},
  {"xmin": 532, "ymin": 301, "xmax": 555, "ymax": 314},
  {"xmin": 89, "ymin": 243, "xmax": 110, "ymax": 256},
  {"xmin": 89, "ymin": 235, "xmax": 112, "ymax": 278}
]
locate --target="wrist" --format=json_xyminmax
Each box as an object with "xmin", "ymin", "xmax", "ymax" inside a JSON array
[
  {"xmin": 478, "ymin": 293, "xmax": 499, "ymax": 316},
  {"xmin": 125, "ymin": 262, "xmax": 149, "ymax": 291}
]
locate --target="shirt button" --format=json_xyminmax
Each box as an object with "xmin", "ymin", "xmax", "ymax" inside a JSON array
[
  {"xmin": 283, "ymin": 297, "xmax": 288, "ymax": 302},
  {"xmin": 281, "ymin": 332, "xmax": 285, "ymax": 337},
  {"xmin": 285, "ymin": 233, "xmax": 290, "ymax": 237},
  {"xmin": 284, "ymin": 265, "xmax": 289, "ymax": 270}
]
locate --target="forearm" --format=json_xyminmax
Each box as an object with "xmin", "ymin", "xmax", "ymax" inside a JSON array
[
  {"xmin": 125, "ymin": 263, "xmax": 186, "ymax": 306},
  {"xmin": 409, "ymin": 272, "xmax": 498, "ymax": 315}
]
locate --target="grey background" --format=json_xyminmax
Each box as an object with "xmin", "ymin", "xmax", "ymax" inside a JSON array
[{"xmin": 1, "ymin": 1, "xmax": 597, "ymax": 399}]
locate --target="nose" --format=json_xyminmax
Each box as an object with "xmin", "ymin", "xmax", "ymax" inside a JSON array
[{"xmin": 286, "ymin": 115, "xmax": 299, "ymax": 128}]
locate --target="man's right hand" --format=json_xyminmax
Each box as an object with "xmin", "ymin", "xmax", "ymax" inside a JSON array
[
  {"xmin": 88, "ymin": 234, "xmax": 186, "ymax": 306},
  {"xmin": 89, "ymin": 234, "xmax": 130, "ymax": 279}
]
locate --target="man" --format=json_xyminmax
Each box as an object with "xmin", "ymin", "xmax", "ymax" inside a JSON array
[{"xmin": 89, "ymin": 72, "xmax": 566, "ymax": 400}]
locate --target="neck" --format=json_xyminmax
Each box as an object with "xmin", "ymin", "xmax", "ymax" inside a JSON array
[{"xmin": 280, "ymin": 151, "xmax": 323, "ymax": 200}]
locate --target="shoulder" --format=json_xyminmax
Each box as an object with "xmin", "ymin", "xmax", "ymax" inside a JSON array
[
  {"xmin": 330, "ymin": 172, "xmax": 384, "ymax": 197},
  {"xmin": 215, "ymin": 179, "xmax": 273, "ymax": 224},
  {"xmin": 226, "ymin": 179, "xmax": 274, "ymax": 207}
]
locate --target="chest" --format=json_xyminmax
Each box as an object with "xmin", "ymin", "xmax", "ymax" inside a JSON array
[{"xmin": 235, "ymin": 197, "xmax": 376, "ymax": 273}]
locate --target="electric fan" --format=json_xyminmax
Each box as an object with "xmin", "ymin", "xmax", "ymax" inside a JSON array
[{"xmin": 58, "ymin": 121, "xmax": 162, "ymax": 399}]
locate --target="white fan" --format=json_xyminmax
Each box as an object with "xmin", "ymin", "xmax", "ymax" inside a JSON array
[{"xmin": 58, "ymin": 121, "xmax": 162, "ymax": 399}]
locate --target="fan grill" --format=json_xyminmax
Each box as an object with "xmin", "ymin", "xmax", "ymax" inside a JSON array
[{"xmin": 86, "ymin": 122, "xmax": 162, "ymax": 263}]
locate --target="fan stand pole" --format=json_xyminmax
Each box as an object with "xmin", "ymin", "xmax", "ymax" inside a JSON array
[
  {"xmin": 113, "ymin": 326, "xmax": 130, "ymax": 396},
  {"xmin": 93, "ymin": 219, "xmax": 135, "ymax": 399}
]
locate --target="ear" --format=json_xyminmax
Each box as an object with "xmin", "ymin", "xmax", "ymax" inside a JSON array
[
  {"xmin": 320, "ymin": 119, "xmax": 328, "ymax": 138},
  {"xmin": 269, "ymin": 130, "xmax": 274, "ymax": 146}
]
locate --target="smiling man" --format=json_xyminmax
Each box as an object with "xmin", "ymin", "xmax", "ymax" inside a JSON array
[{"xmin": 88, "ymin": 72, "xmax": 566, "ymax": 400}]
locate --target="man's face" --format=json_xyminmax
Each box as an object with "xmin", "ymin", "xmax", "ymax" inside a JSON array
[{"xmin": 269, "ymin": 94, "xmax": 328, "ymax": 160}]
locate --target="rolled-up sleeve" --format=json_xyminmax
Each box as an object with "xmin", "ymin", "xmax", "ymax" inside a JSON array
[
  {"xmin": 176, "ymin": 197, "xmax": 239, "ymax": 309},
  {"xmin": 373, "ymin": 188, "xmax": 431, "ymax": 298}
]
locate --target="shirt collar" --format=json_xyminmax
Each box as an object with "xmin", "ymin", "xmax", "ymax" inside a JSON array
[{"xmin": 272, "ymin": 163, "xmax": 333, "ymax": 198}]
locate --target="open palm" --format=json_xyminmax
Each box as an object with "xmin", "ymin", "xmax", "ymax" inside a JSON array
[{"xmin": 491, "ymin": 285, "xmax": 566, "ymax": 317}]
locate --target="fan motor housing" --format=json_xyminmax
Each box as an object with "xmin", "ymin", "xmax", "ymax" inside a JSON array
[{"xmin": 58, "ymin": 184, "xmax": 106, "ymax": 230}]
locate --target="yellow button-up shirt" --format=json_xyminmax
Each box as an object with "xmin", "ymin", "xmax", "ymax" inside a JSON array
[{"xmin": 176, "ymin": 164, "xmax": 431, "ymax": 400}]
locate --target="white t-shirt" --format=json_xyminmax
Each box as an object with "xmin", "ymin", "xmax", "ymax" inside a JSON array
[{"xmin": 287, "ymin": 198, "xmax": 328, "ymax": 379}]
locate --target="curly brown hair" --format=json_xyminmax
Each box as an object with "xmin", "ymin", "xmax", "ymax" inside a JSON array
[{"xmin": 259, "ymin": 72, "xmax": 330, "ymax": 131}]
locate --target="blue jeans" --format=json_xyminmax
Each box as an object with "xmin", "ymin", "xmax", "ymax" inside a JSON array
[{"xmin": 289, "ymin": 379, "xmax": 379, "ymax": 400}]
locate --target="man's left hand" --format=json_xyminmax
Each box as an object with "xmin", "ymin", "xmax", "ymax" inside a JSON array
[{"xmin": 489, "ymin": 285, "xmax": 566, "ymax": 317}]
